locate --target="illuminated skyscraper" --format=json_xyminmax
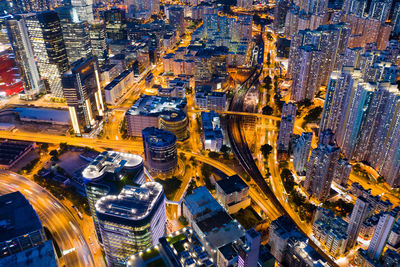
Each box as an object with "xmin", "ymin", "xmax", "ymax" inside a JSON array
[
  {"xmin": 336, "ymin": 82, "xmax": 374, "ymax": 157},
  {"xmin": 142, "ymin": 127, "xmax": 178, "ymax": 173},
  {"xmin": 25, "ymin": 11, "xmax": 69, "ymax": 98},
  {"xmin": 391, "ymin": 2, "xmax": 400, "ymax": 35},
  {"xmin": 300, "ymin": 0, "xmax": 328, "ymax": 14},
  {"xmin": 343, "ymin": 0, "xmax": 367, "ymax": 16},
  {"xmin": 273, "ymin": 0, "xmax": 291, "ymax": 33},
  {"xmin": 167, "ymin": 5, "xmax": 184, "ymax": 35},
  {"xmin": 125, "ymin": 0, "xmax": 159, "ymax": 17},
  {"xmin": 322, "ymin": 67, "xmax": 400, "ymax": 187},
  {"xmin": 57, "ymin": 6, "xmax": 92, "ymax": 65},
  {"xmin": 6, "ymin": 15, "xmax": 44, "ymax": 99},
  {"xmin": 277, "ymin": 102, "xmax": 296, "ymax": 154},
  {"xmin": 332, "ymin": 158, "xmax": 352, "ymax": 186},
  {"xmin": 12, "ymin": 0, "xmax": 49, "ymax": 13},
  {"xmin": 95, "ymin": 183, "xmax": 166, "ymax": 267},
  {"xmin": 82, "ymin": 151, "xmax": 145, "ymax": 244},
  {"xmin": 62, "ymin": 57, "xmax": 104, "ymax": 136},
  {"xmin": 237, "ymin": 0, "xmax": 253, "ymax": 9},
  {"xmin": 354, "ymin": 83, "xmax": 400, "ymax": 187},
  {"xmin": 368, "ymin": 212, "xmax": 396, "ymax": 260},
  {"xmin": 65, "ymin": 0, "xmax": 94, "ymax": 23},
  {"xmin": 290, "ymin": 45, "xmax": 322, "ymax": 102},
  {"xmin": 304, "ymin": 142, "xmax": 340, "ymax": 201},
  {"xmin": 104, "ymin": 8, "xmax": 127, "ymax": 41},
  {"xmin": 293, "ymin": 132, "xmax": 313, "ymax": 175},
  {"xmin": 319, "ymin": 67, "xmax": 363, "ymax": 138},
  {"xmin": 369, "ymin": 0, "xmax": 392, "ymax": 23},
  {"xmin": 346, "ymin": 196, "xmax": 372, "ymax": 249},
  {"xmin": 288, "ymin": 24, "xmax": 350, "ymax": 87},
  {"xmin": 89, "ymin": 20, "xmax": 108, "ymax": 66}
]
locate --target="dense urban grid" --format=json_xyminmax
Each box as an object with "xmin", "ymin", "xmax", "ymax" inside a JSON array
[{"xmin": 0, "ymin": 0, "xmax": 400, "ymax": 266}]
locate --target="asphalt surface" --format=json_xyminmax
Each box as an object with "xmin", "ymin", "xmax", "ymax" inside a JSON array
[{"xmin": 0, "ymin": 171, "xmax": 95, "ymax": 267}]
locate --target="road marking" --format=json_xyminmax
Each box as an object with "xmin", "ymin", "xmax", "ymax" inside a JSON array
[{"xmin": 63, "ymin": 247, "xmax": 76, "ymax": 256}]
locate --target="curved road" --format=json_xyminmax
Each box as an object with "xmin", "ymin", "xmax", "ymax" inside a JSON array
[
  {"xmin": 226, "ymin": 64, "xmax": 337, "ymax": 265},
  {"xmin": 0, "ymin": 171, "xmax": 95, "ymax": 267}
]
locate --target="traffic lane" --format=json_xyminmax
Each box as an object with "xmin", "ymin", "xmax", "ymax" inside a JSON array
[{"xmin": 0, "ymin": 172, "xmax": 94, "ymax": 267}]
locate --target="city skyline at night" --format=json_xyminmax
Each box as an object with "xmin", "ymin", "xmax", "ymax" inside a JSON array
[{"xmin": 0, "ymin": 0, "xmax": 400, "ymax": 266}]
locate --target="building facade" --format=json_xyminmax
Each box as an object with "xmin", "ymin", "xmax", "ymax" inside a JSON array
[
  {"xmin": 304, "ymin": 142, "xmax": 340, "ymax": 201},
  {"xmin": 215, "ymin": 175, "xmax": 251, "ymax": 214},
  {"xmin": 95, "ymin": 183, "xmax": 166, "ymax": 267},
  {"xmin": 142, "ymin": 127, "xmax": 178, "ymax": 173},
  {"xmin": 347, "ymin": 196, "xmax": 372, "ymax": 249},
  {"xmin": 293, "ymin": 132, "xmax": 313, "ymax": 175},
  {"xmin": 62, "ymin": 57, "xmax": 105, "ymax": 136},
  {"xmin": 277, "ymin": 102, "xmax": 296, "ymax": 154},
  {"xmin": 83, "ymin": 151, "xmax": 145, "ymax": 243},
  {"xmin": 6, "ymin": 15, "xmax": 44, "ymax": 99},
  {"xmin": 25, "ymin": 11, "xmax": 70, "ymax": 98}
]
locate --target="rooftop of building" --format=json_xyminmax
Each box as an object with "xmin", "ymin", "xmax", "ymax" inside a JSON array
[
  {"xmin": 258, "ymin": 245, "xmax": 275, "ymax": 265},
  {"xmin": 104, "ymin": 69, "xmax": 133, "ymax": 91},
  {"xmin": 95, "ymin": 182, "xmax": 164, "ymax": 221},
  {"xmin": 271, "ymin": 216, "xmax": 306, "ymax": 241},
  {"xmin": 384, "ymin": 249, "xmax": 400, "ymax": 263},
  {"xmin": 216, "ymin": 175, "xmax": 248, "ymax": 195},
  {"xmin": 101, "ymin": 63, "xmax": 118, "ymax": 72},
  {"xmin": 183, "ymin": 187, "xmax": 223, "ymax": 218},
  {"xmin": 196, "ymin": 210, "xmax": 232, "ymax": 233},
  {"xmin": 14, "ymin": 107, "xmax": 70, "ymax": 124},
  {"xmin": 0, "ymin": 191, "xmax": 42, "ymax": 242},
  {"xmin": 201, "ymin": 111, "xmax": 220, "ymax": 127},
  {"xmin": 110, "ymin": 53, "xmax": 126, "ymax": 61},
  {"xmin": 126, "ymin": 227, "xmax": 215, "ymax": 267},
  {"xmin": 199, "ymin": 212, "xmax": 246, "ymax": 250},
  {"xmin": 218, "ymin": 242, "xmax": 238, "ymax": 261},
  {"xmin": 0, "ymin": 140, "xmax": 34, "ymax": 166},
  {"xmin": 0, "ymin": 239, "xmax": 57, "ymax": 266},
  {"xmin": 82, "ymin": 151, "xmax": 143, "ymax": 181},
  {"xmin": 289, "ymin": 240, "xmax": 329, "ymax": 267},
  {"xmin": 142, "ymin": 127, "xmax": 177, "ymax": 147},
  {"xmin": 195, "ymin": 85, "xmax": 213, "ymax": 93},
  {"xmin": 159, "ymin": 109, "xmax": 187, "ymax": 123},
  {"xmin": 126, "ymin": 94, "xmax": 187, "ymax": 118}
]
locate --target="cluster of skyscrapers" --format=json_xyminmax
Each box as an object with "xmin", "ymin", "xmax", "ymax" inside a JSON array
[
  {"xmin": 281, "ymin": 0, "xmax": 400, "ymax": 103},
  {"xmin": 320, "ymin": 66, "xmax": 400, "ymax": 187},
  {"xmin": 278, "ymin": 0, "xmax": 400, "ymax": 190}
]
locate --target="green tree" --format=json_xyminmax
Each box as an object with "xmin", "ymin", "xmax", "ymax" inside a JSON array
[
  {"xmin": 263, "ymin": 75, "xmax": 272, "ymax": 91},
  {"xmin": 40, "ymin": 143, "xmax": 49, "ymax": 152},
  {"xmin": 281, "ymin": 168, "xmax": 295, "ymax": 193},
  {"xmin": 262, "ymin": 105, "xmax": 273, "ymax": 115},
  {"xmin": 201, "ymin": 164, "xmax": 213, "ymax": 178},
  {"xmin": 261, "ymin": 144, "xmax": 273, "ymax": 158},
  {"xmin": 178, "ymin": 216, "xmax": 189, "ymax": 226},
  {"xmin": 59, "ymin": 142, "xmax": 68, "ymax": 154},
  {"xmin": 220, "ymin": 145, "xmax": 230, "ymax": 154},
  {"xmin": 304, "ymin": 107, "xmax": 323, "ymax": 123},
  {"xmin": 208, "ymin": 151, "xmax": 220, "ymax": 159}
]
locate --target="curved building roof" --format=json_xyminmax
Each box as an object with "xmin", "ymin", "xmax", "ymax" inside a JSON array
[
  {"xmin": 142, "ymin": 127, "xmax": 177, "ymax": 148},
  {"xmin": 95, "ymin": 182, "xmax": 164, "ymax": 224},
  {"xmin": 159, "ymin": 108, "xmax": 187, "ymax": 122},
  {"xmin": 82, "ymin": 151, "xmax": 143, "ymax": 181}
]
